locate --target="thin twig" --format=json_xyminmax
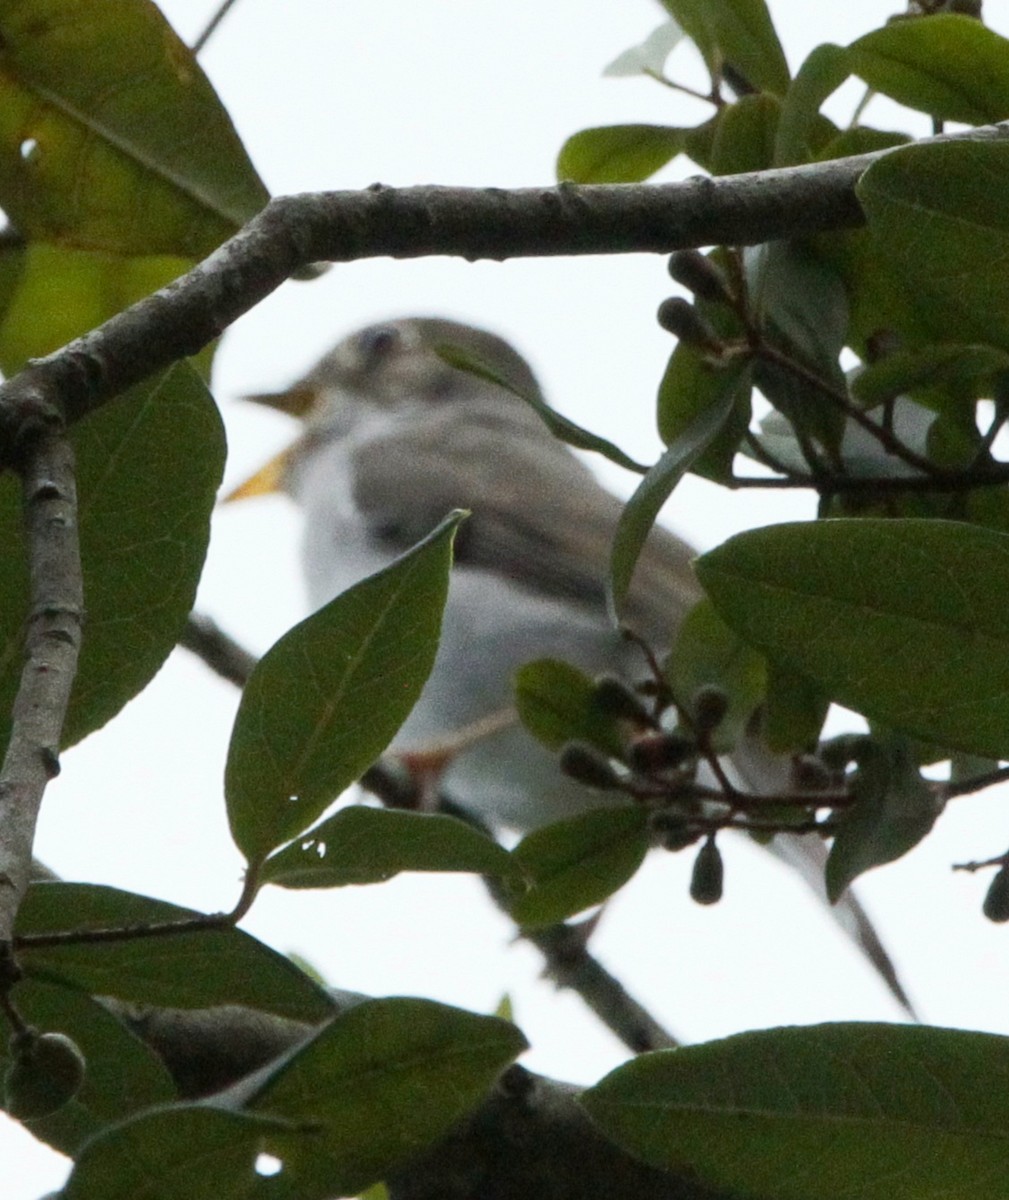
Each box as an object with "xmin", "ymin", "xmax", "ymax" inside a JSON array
[
  {"xmin": 179, "ymin": 612, "xmax": 257, "ymax": 688},
  {"xmin": 192, "ymin": 0, "xmax": 241, "ymax": 54},
  {"xmin": 754, "ymin": 342, "xmax": 945, "ymax": 478},
  {"xmin": 0, "ymin": 431, "xmax": 84, "ymax": 945}
]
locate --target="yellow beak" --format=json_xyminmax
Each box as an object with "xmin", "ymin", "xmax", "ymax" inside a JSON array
[
  {"xmin": 222, "ymin": 381, "xmax": 322, "ymax": 502},
  {"xmin": 222, "ymin": 447, "xmax": 294, "ymax": 502}
]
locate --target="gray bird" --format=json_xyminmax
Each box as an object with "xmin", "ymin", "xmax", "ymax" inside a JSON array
[{"xmin": 230, "ymin": 315, "xmax": 911, "ymax": 1012}]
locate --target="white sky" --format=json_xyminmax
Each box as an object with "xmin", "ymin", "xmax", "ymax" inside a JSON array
[{"xmin": 10, "ymin": 2, "xmax": 1009, "ymax": 1194}]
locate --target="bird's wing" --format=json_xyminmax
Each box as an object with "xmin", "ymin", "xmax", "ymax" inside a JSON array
[
  {"xmin": 352, "ymin": 411, "xmax": 913, "ymax": 1014},
  {"xmin": 350, "ymin": 410, "xmax": 701, "ymax": 640}
]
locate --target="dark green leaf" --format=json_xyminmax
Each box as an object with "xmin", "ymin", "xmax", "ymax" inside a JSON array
[
  {"xmin": 514, "ymin": 658, "xmax": 625, "ymax": 758},
  {"xmin": 247, "ymin": 999, "xmax": 527, "ymax": 1198},
  {"xmin": 665, "ymin": 599, "xmax": 766, "ymax": 752},
  {"xmin": 582, "ymin": 1022, "xmax": 1009, "ymax": 1200},
  {"xmin": 610, "ymin": 386, "xmax": 738, "ymax": 619},
  {"xmin": 751, "ymin": 240, "xmax": 849, "ymax": 385},
  {"xmin": 0, "ymin": 0, "xmax": 269, "ymax": 255},
  {"xmin": 507, "ymin": 808, "xmax": 649, "ymax": 927},
  {"xmin": 0, "ymin": 978, "xmax": 175, "ymax": 1156},
  {"xmin": 657, "ymin": 341, "xmax": 752, "ymax": 485},
  {"xmin": 858, "ymin": 139, "xmax": 1009, "ymax": 351},
  {"xmin": 63, "ymin": 1105, "xmax": 282, "ymax": 1200},
  {"xmin": 658, "ymin": 0, "xmax": 789, "ymax": 97},
  {"xmin": 16, "ymin": 883, "xmax": 335, "ymax": 1021},
  {"xmin": 260, "ymin": 806, "xmax": 512, "ymax": 889},
  {"xmin": 697, "ymin": 519, "xmax": 1009, "ymax": 759},
  {"xmin": 826, "ymin": 735, "xmax": 942, "ymax": 900},
  {"xmin": 556, "ymin": 125, "xmax": 687, "ymax": 184},
  {"xmin": 0, "ymin": 363, "xmax": 223, "ymax": 751},
  {"xmin": 848, "ymin": 15, "xmax": 1009, "ymax": 126},
  {"xmin": 761, "ymin": 660, "xmax": 828, "ymax": 753},
  {"xmin": 775, "ymin": 43, "xmax": 851, "ymax": 165},
  {"xmin": 709, "ymin": 93, "xmax": 779, "ymax": 175},
  {"xmin": 226, "ymin": 512, "xmax": 462, "ymax": 866}
]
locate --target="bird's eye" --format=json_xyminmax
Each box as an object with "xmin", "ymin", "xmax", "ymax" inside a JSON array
[{"xmin": 357, "ymin": 325, "xmax": 400, "ymax": 366}]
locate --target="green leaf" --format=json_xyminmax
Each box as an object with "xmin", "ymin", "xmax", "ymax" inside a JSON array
[
  {"xmin": 16, "ymin": 883, "xmax": 336, "ymax": 1021},
  {"xmin": 657, "ymin": 337, "xmax": 752, "ymax": 485},
  {"xmin": 0, "ymin": 0, "xmax": 268, "ymax": 256},
  {"xmin": 247, "ymin": 998, "xmax": 527, "ymax": 1198},
  {"xmin": 507, "ymin": 808, "xmax": 649, "ymax": 927},
  {"xmin": 775, "ymin": 43, "xmax": 850, "ymax": 166},
  {"xmin": 556, "ymin": 124, "xmax": 687, "ymax": 183},
  {"xmin": 697, "ymin": 519, "xmax": 1009, "ymax": 760},
  {"xmin": 226, "ymin": 512, "xmax": 463, "ymax": 867},
  {"xmin": 260, "ymin": 806, "xmax": 512, "ymax": 889},
  {"xmin": 0, "ymin": 243, "xmax": 193, "ymax": 371},
  {"xmin": 848, "ymin": 15, "xmax": 1009, "ymax": 126},
  {"xmin": 63, "ymin": 1105, "xmax": 282, "ymax": 1200},
  {"xmin": 826, "ymin": 735, "xmax": 942, "ymax": 900},
  {"xmin": 0, "ymin": 362, "xmax": 223, "ymax": 752},
  {"xmin": 658, "ymin": 0, "xmax": 790, "ymax": 97},
  {"xmin": 514, "ymin": 658, "xmax": 624, "ymax": 758},
  {"xmin": 851, "ymin": 344, "xmax": 1009, "ymax": 408},
  {"xmin": 761, "ymin": 660, "xmax": 828, "ymax": 753},
  {"xmin": 609, "ymin": 386, "xmax": 738, "ymax": 620},
  {"xmin": 665, "ymin": 599, "xmax": 766, "ymax": 752},
  {"xmin": 582, "ymin": 1022, "xmax": 1009, "ymax": 1200},
  {"xmin": 436, "ymin": 342, "xmax": 647, "ymax": 474},
  {"xmin": 858, "ymin": 139, "xmax": 1009, "ymax": 352},
  {"xmin": 709, "ymin": 93, "xmax": 779, "ymax": 175},
  {"xmin": 0, "ymin": 978, "xmax": 175, "ymax": 1156},
  {"xmin": 751, "ymin": 240, "xmax": 848, "ymax": 384}
]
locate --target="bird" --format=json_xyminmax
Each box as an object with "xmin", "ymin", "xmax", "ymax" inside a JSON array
[{"xmin": 227, "ymin": 315, "xmax": 911, "ymax": 1012}]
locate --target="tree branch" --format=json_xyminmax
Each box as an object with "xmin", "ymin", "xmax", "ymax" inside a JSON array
[
  {"xmin": 123, "ymin": 1000, "xmax": 715, "ymax": 1200},
  {"xmin": 3, "ymin": 124, "xmax": 1006, "ymax": 454},
  {"xmin": 0, "ymin": 430, "xmax": 84, "ymax": 948}
]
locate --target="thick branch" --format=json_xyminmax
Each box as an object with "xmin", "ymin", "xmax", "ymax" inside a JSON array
[
  {"xmin": 0, "ymin": 432, "xmax": 83, "ymax": 945},
  {"xmin": 3, "ymin": 123, "xmax": 1007, "ymax": 453},
  {"xmin": 125, "ymin": 1000, "xmax": 716, "ymax": 1200}
]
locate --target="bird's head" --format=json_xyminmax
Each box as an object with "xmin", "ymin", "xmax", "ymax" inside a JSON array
[{"xmin": 225, "ymin": 316, "xmax": 544, "ymax": 501}]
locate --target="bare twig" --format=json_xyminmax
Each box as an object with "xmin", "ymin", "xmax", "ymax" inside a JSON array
[
  {"xmin": 0, "ymin": 431, "xmax": 84, "ymax": 945},
  {"xmin": 192, "ymin": 0, "xmax": 242, "ymax": 53},
  {"xmin": 179, "ymin": 612, "xmax": 257, "ymax": 688}
]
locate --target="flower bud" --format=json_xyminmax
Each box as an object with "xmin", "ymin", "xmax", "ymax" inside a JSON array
[
  {"xmin": 656, "ymin": 298, "xmax": 723, "ymax": 353},
  {"xmin": 791, "ymin": 754, "xmax": 834, "ymax": 791},
  {"xmin": 559, "ymin": 742, "xmax": 621, "ymax": 791},
  {"xmin": 4, "ymin": 1031, "xmax": 86, "ymax": 1120},
  {"xmin": 627, "ymin": 730, "xmax": 695, "ymax": 773},
  {"xmin": 667, "ymin": 250, "xmax": 732, "ymax": 304},
  {"xmin": 591, "ymin": 675, "xmax": 652, "ymax": 726},
  {"xmin": 690, "ymin": 836, "xmax": 724, "ymax": 905},
  {"xmin": 983, "ymin": 866, "xmax": 1009, "ymax": 923},
  {"xmin": 692, "ymin": 684, "xmax": 729, "ymax": 735}
]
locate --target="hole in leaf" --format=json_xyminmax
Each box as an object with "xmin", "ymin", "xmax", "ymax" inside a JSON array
[
  {"xmin": 19, "ymin": 138, "xmax": 38, "ymax": 162},
  {"xmin": 255, "ymin": 1153, "xmax": 283, "ymax": 1177},
  {"xmin": 288, "ymin": 794, "xmax": 300, "ymax": 804}
]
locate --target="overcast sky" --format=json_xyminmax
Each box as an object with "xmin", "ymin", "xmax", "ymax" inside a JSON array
[{"xmin": 9, "ymin": 3, "xmax": 1009, "ymax": 1194}]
